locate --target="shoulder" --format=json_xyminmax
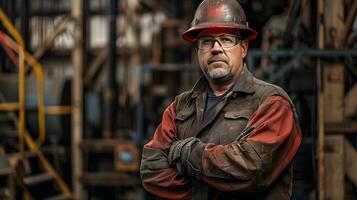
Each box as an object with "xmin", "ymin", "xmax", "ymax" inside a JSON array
[
  {"xmin": 251, "ymin": 77, "xmax": 300, "ymax": 122},
  {"xmin": 175, "ymin": 90, "xmax": 193, "ymax": 103},
  {"xmin": 252, "ymin": 77, "xmax": 292, "ymax": 106},
  {"xmin": 173, "ymin": 90, "xmax": 196, "ymax": 112}
]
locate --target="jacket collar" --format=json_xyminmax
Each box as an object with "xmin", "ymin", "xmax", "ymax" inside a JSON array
[{"xmin": 189, "ymin": 64, "xmax": 255, "ymax": 99}]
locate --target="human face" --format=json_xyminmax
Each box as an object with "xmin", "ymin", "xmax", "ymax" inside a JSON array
[{"xmin": 196, "ymin": 32, "xmax": 248, "ymax": 84}]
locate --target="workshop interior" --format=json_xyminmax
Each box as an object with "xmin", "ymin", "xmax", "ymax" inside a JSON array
[{"xmin": 0, "ymin": 0, "xmax": 356, "ymax": 199}]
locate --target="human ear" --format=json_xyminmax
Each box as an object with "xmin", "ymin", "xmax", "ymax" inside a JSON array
[{"xmin": 241, "ymin": 40, "xmax": 248, "ymax": 58}]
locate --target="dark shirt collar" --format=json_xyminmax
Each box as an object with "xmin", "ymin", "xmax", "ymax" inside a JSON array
[{"xmin": 189, "ymin": 64, "xmax": 255, "ymax": 99}]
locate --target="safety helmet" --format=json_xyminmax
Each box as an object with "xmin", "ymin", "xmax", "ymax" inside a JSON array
[{"xmin": 182, "ymin": 0, "xmax": 258, "ymax": 43}]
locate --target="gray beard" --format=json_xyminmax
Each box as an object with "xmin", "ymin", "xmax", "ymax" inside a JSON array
[{"xmin": 206, "ymin": 68, "xmax": 233, "ymax": 83}]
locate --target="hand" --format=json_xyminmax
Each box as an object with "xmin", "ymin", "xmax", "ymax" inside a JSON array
[{"xmin": 168, "ymin": 137, "xmax": 204, "ymax": 179}]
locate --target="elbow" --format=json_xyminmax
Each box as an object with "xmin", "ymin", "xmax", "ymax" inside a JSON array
[
  {"xmin": 238, "ymin": 162, "xmax": 273, "ymax": 191},
  {"xmin": 242, "ymin": 164, "xmax": 272, "ymax": 189},
  {"xmin": 231, "ymin": 153, "xmax": 265, "ymax": 182},
  {"xmin": 245, "ymin": 158, "xmax": 264, "ymax": 178},
  {"xmin": 248, "ymin": 167, "xmax": 275, "ymax": 192}
]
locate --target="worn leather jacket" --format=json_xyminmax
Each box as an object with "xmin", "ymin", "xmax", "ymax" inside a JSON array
[{"xmin": 141, "ymin": 66, "xmax": 302, "ymax": 200}]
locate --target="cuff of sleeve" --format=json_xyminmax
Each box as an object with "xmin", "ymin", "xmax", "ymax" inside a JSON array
[{"xmin": 185, "ymin": 140, "xmax": 206, "ymax": 180}]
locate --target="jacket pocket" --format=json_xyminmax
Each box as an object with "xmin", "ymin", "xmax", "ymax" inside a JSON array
[
  {"xmin": 224, "ymin": 109, "xmax": 252, "ymax": 120},
  {"xmin": 175, "ymin": 108, "xmax": 196, "ymax": 139},
  {"xmin": 217, "ymin": 110, "xmax": 253, "ymax": 144},
  {"xmin": 175, "ymin": 108, "xmax": 195, "ymax": 121}
]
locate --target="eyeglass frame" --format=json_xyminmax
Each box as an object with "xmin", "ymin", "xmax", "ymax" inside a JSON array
[{"xmin": 193, "ymin": 34, "xmax": 243, "ymax": 52}]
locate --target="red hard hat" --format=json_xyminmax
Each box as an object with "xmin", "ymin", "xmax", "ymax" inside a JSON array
[{"xmin": 182, "ymin": 0, "xmax": 258, "ymax": 43}]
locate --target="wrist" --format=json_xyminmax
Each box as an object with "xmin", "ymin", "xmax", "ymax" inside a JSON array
[{"xmin": 184, "ymin": 140, "xmax": 206, "ymax": 179}]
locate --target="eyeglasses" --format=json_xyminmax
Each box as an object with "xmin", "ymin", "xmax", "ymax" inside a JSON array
[{"xmin": 194, "ymin": 34, "xmax": 242, "ymax": 52}]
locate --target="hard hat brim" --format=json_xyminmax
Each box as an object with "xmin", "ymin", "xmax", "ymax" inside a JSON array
[{"xmin": 182, "ymin": 23, "xmax": 258, "ymax": 43}]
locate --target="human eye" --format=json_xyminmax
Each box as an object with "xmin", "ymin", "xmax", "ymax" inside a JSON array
[
  {"xmin": 200, "ymin": 37, "xmax": 214, "ymax": 45},
  {"xmin": 220, "ymin": 35, "xmax": 235, "ymax": 44}
]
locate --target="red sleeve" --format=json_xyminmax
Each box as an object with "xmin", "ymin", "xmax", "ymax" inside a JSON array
[
  {"xmin": 197, "ymin": 96, "xmax": 302, "ymax": 191},
  {"xmin": 140, "ymin": 102, "xmax": 192, "ymax": 200}
]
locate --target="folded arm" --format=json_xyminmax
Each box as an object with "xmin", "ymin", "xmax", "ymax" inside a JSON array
[
  {"xmin": 170, "ymin": 96, "xmax": 302, "ymax": 191},
  {"xmin": 140, "ymin": 102, "xmax": 192, "ymax": 200}
]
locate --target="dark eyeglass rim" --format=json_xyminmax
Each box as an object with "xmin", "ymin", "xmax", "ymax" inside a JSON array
[{"xmin": 193, "ymin": 34, "xmax": 243, "ymax": 50}]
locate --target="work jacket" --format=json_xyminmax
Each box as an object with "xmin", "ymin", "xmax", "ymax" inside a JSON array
[{"xmin": 140, "ymin": 66, "xmax": 302, "ymax": 200}]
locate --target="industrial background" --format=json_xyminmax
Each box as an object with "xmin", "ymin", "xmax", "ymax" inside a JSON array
[{"xmin": 0, "ymin": 0, "xmax": 356, "ymax": 199}]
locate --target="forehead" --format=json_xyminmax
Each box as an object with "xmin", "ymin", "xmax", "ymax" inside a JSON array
[{"xmin": 197, "ymin": 28, "xmax": 241, "ymax": 37}]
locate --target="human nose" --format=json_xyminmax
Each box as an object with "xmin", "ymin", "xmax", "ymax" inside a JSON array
[{"xmin": 210, "ymin": 39, "xmax": 223, "ymax": 53}]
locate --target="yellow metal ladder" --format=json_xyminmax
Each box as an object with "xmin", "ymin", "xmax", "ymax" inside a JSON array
[{"xmin": 0, "ymin": 8, "xmax": 72, "ymax": 199}]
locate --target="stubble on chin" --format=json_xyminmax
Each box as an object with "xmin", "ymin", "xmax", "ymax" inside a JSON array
[{"xmin": 206, "ymin": 67, "xmax": 233, "ymax": 83}]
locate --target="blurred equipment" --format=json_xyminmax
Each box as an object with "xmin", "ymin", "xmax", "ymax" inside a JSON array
[
  {"xmin": 0, "ymin": 154, "xmax": 14, "ymax": 199},
  {"xmin": 114, "ymin": 143, "xmax": 139, "ymax": 172},
  {"xmin": 0, "ymin": 75, "xmax": 71, "ymax": 144},
  {"xmin": 250, "ymin": 0, "xmax": 357, "ymax": 199}
]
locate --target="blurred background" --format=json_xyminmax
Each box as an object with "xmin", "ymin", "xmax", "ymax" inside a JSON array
[{"xmin": 0, "ymin": 0, "xmax": 356, "ymax": 199}]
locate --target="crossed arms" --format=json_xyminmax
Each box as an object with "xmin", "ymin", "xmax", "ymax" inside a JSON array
[{"xmin": 140, "ymin": 96, "xmax": 302, "ymax": 200}]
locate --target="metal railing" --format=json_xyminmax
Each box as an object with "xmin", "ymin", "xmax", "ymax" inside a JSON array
[
  {"xmin": 0, "ymin": 9, "xmax": 72, "ymax": 196},
  {"xmin": 0, "ymin": 8, "xmax": 46, "ymax": 151}
]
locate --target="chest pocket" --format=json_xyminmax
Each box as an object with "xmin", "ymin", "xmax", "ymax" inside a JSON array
[
  {"xmin": 224, "ymin": 111, "xmax": 251, "ymax": 119},
  {"xmin": 215, "ymin": 109, "xmax": 253, "ymax": 144},
  {"xmin": 175, "ymin": 108, "xmax": 195, "ymax": 139}
]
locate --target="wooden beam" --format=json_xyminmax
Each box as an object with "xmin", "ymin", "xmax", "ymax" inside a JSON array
[
  {"xmin": 324, "ymin": 0, "xmax": 345, "ymax": 48},
  {"xmin": 71, "ymin": 0, "xmax": 84, "ymax": 199},
  {"xmin": 33, "ymin": 16, "xmax": 74, "ymax": 59},
  {"xmin": 323, "ymin": 0, "xmax": 345, "ymax": 199},
  {"xmin": 344, "ymin": 83, "xmax": 357, "ymax": 118},
  {"xmin": 25, "ymin": 16, "xmax": 74, "ymax": 75},
  {"xmin": 316, "ymin": 0, "xmax": 325, "ymax": 198},
  {"xmin": 83, "ymin": 47, "xmax": 107, "ymax": 87},
  {"xmin": 339, "ymin": 0, "xmax": 357, "ymax": 46},
  {"xmin": 323, "ymin": 64, "xmax": 344, "ymax": 122},
  {"xmin": 325, "ymin": 121, "xmax": 357, "ymax": 133},
  {"xmin": 83, "ymin": 19, "xmax": 129, "ymax": 87},
  {"xmin": 325, "ymin": 136, "xmax": 345, "ymax": 200},
  {"xmin": 344, "ymin": 138, "xmax": 357, "ymax": 187}
]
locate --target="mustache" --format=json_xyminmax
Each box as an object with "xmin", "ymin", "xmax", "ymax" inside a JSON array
[{"xmin": 207, "ymin": 56, "xmax": 228, "ymax": 64}]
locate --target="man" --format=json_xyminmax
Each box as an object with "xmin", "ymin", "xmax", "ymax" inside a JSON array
[{"xmin": 140, "ymin": 0, "xmax": 302, "ymax": 199}]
